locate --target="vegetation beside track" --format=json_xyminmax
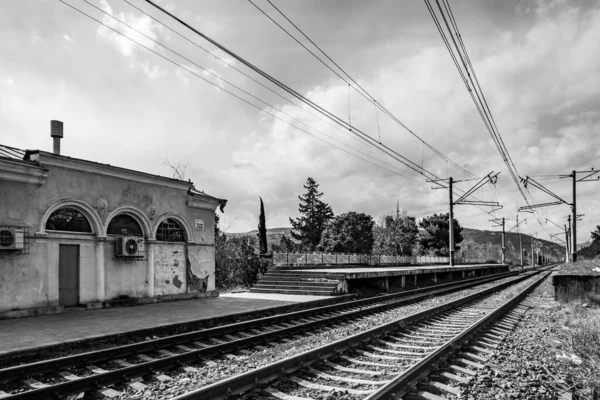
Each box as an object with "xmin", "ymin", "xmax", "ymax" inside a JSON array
[{"xmin": 463, "ymin": 269, "xmax": 599, "ymax": 399}]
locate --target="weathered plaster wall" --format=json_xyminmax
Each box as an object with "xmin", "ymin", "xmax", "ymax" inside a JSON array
[
  {"xmin": 154, "ymin": 243, "xmax": 187, "ymax": 296},
  {"xmin": 104, "ymin": 238, "xmax": 148, "ymax": 300},
  {"xmin": 0, "ymin": 243, "xmax": 48, "ymax": 311},
  {"xmin": 0, "ymin": 179, "xmax": 51, "ymax": 312},
  {"xmin": 188, "ymin": 245, "xmax": 215, "ymax": 292},
  {"xmin": 1, "ymin": 157, "xmax": 220, "ymax": 312}
]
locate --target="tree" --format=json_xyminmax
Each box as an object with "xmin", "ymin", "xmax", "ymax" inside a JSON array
[
  {"xmin": 318, "ymin": 212, "xmax": 374, "ymax": 254},
  {"xmin": 289, "ymin": 177, "xmax": 334, "ymax": 250},
  {"xmin": 161, "ymin": 157, "xmax": 189, "ymax": 181},
  {"xmin": 591, "ymin": 225, "xmax": 600, "ymax": 244},
  {"xmin": 373, "ymin": 209, "xmax": 419, "ymax": 255},
  {"xmin": 418, "ymin": 213, "xmax": 464, "ymax": 256},
  {"xmin": 257, "ymin": 197, "xmax": 268, "ymax": 254},
  {"xmin": 214, "ymin": 235, "xmax": 265, "ymax": 289}
]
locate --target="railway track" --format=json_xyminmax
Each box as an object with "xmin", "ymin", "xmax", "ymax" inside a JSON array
[
  {"xmin": 0, "ymin": 268, "xmax": 540, "ymax": 399},
  {"xmin": 169, "ymin": 267, "xmax": 551, "ymax": 400}
]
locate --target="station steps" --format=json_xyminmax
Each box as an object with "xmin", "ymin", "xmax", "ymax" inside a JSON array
[{"xmin": 250, "ymin": 269, "xmax": 344, "ymax": 296}]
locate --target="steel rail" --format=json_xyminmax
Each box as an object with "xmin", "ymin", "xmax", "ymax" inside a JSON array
[
  {"xmin": 365, "ymin": 270, "xmax": 550, "ymax": 399},
  {"xmin": 168, "ymin": 269, "xmax": 544, "ymax": 399},
  {"xmin": 0, "ymin": 270, "xmax": 520, "ymax": 399},
  {"xmin": 0, "ymin": 269, "xmax": 514, "ymax": 383}
]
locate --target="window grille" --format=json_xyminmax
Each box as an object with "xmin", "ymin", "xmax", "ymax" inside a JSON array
[
  {"xmin": 107, "ymin": 214, "xmax": 143, "ymax": 236},
  {"xmin": 45, "ymin": 208, "xmax": 92, "ymax": 233},
  {"xmin": 156, "ymin": 218, "xmax": 186, "ymax": 242}
]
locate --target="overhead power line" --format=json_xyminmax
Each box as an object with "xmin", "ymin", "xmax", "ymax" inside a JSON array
[
  {"xmin": 59, "ymin": 0, "xmax": 420, "ymax": 181},
  {"xmin": 250, "ymin": 0, "xmax": 506, "ymax": 219},
  {"xmin": 250, "ymin": 0, "xmax": 477, "ymax": 179},
  {"xmin": 63, "ymin": 0, "xmax": 501, "ymax": 215},
  {"xmin": 121, "ymin": 0, "xmax": 378, "ymax": 151},
  {"xmin": 424, "ymin": 0, "xmax": 553, "ymax": 239},
  {"xmin": 143, "ymin": 0, "xmax": 447, "ymax": 182}
]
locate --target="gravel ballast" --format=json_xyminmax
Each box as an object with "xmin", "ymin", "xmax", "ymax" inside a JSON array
[
  {"xmin": 110, "ymin": 274, "xmax": 538, "ymax": 399},
  {"xmin": 461, "ymin": 271, "xmax": 570, "ymax": 399}
]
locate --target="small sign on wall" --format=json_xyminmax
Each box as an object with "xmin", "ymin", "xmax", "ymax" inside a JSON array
[{"xmin": 195, "ymin": 219, "xmax": 204, "ymax": 230}]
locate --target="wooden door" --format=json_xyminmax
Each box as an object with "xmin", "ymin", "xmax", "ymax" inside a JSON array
[{"xmin": 59, "ymin": 244, "xmax": 79, "ymax": 307}]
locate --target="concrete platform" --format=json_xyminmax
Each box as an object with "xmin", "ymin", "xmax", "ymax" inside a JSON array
[
  {"xmin": 285, "ymin": 263, "xmax": 508, "ymax": 279},
  {"xmin": 249, "ymin": 263, "xmax": 509, "ymax": 295},
  {"xmin": 0, "ymin": 293, "xmax": 346, "ymax": 359}
]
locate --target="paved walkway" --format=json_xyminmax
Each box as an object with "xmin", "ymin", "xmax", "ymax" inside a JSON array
[{"xmin": 0, "ymin": 293, "xmax": 333, "ymax": 357}]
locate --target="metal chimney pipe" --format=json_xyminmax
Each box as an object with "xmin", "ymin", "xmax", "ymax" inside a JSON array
[{"xmin": 50, "ymin": 120, "xmax": 63, "ymax": 155}]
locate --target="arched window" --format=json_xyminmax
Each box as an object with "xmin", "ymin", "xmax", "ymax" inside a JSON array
[
  {"xmin": 156, "ymin": 218, "xmax": 186, "ymax": 242},
  {"xmin": 107, "ymin": 214, "xmax": 143, "ymax": 236},
  {"xmin": 45, "ymin": 208, "xmax": 93, "ymax": 233}
]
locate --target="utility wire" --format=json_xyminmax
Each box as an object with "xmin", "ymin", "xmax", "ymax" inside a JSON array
[
  {"xmin": 60, "ymin": 0, "xmax": 420, "ymax": 182},
  {"xmin": 85, "ymin": 0, "xmax": 392, "ymax": 162},
  {"xmin": 121, "ymin": 0, "xmax": 382, "ymax": 151},
  {"xmin": 143, "ymin": 0, "xmax": 445, "ymax": 182},
  {"xmin": 254, "ymin": 0, "xmax": 478, "ymax": 179},
  {"xmin": 70, "ymin": 0, "xmax": 496, "ymax": 213},
  {"xmin": 140, "ymin": 0, "xmax": 502, "ymax": 217},
  {"xmin": 425, "ymin": 0, "xmax": 553, "ymax": 238}
]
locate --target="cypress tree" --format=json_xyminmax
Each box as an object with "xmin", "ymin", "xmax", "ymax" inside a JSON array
[{"xmin": 258, "ymin": 197, "xmax": 268, "ymax": 254}]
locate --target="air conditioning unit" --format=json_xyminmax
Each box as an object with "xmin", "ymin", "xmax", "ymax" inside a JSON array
[
  {"xmin": 0, "ymin": 228, "xmax": 25, "ymax": 251},
  {"xmin": 115, "ymin": 236, "xmax": 145, "ymax": 257}
]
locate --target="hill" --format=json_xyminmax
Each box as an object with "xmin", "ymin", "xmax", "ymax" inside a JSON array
[
  {"xmin": 461, "ymin": 227, "xmax": 565, "ymax": 263},
  {"xmin": 228, "ymin": 227, "xmax": 292, "ymax": 248},
  {"xmin": 229, "ymin": 226, "xmax": 567, "ymax": 263}
]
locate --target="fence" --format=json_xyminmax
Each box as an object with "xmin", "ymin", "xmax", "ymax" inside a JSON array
[{"xmin": 272, "ymin": 252, "xmax": 498, "ymax": 267}]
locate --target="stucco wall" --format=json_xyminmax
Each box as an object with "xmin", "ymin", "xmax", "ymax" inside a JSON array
[
  {"xmin": 0, "ymin": 242, "xmax": 48, "ymax": 311},
  {"xmin": 0, "ymin": 157, "xmax": 220, "ymax": 312},
  {"xmin": 104, "ymin": 238, "xmax": 148, "ymax": 300},
  {"xmin": 1, "ymin": 179, "xmax": 50, "ymax": 312},
  {"xmin": 154, "ymin": 243, "xmax": 187, "ymax": 296},
  {"xmin": 188, "ymin": 245, "xmax": 215, "ymax": 292}
]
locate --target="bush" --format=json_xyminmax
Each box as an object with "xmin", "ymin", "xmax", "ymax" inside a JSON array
[{"xmin": 215, "ymin": 234, "xmax": 267, "ymax": 290}]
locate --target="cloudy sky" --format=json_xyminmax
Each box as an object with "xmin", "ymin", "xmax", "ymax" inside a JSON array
[{"xmin": 2, "ymin": 0, "xmax": 600, "ymax": 245}]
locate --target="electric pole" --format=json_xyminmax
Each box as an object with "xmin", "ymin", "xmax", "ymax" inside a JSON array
[
  {"xmin": 531, "ymin": 239, "xmax": 535, "ymax": 267},
  {"xmin": 449, "ymin": 177, "xmax": 455, "ymax": 266},
  {"xmin": 571, "ymin": 170, "xmax": 577, "ymax": 262},
  {"xmin": 519, "ymin": 169, "xmax": 599, "ymax": 264},
  {"xmin": 490, "ymin": 217, "xmax": 506, "ymax": 264},
  {"xmin": 517, "ymin": 214, "xmax": 523, "ymax": 268},
  {"xmin": 428, "ymin": 171, "xmax": 500, "ymax": 267},
  {"xmin": 567, "ymin": 215, "xmax": 572, "ymax": 263},
  {"xmin": 501, "ymin": 217, "xmax": 505, "ymax": 264},
  {"xmin": 508, "ymin": 215, "xmax": 526, "ymax": 269}
]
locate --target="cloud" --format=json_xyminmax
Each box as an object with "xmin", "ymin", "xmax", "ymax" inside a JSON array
[
  {"xmin": 96, "ymin": 0, "xmax": 163, "ymax": 57},
  {"xmin": 212, "ymin": 0, "xmax": 600, "ymax": 233},
  {"xmin": 3, "ymin": 0, "xmax": 600, "ymax": 242},
  {"xmin": 139, "ymin": 61, "xmax": 163, "ymax": 79}
]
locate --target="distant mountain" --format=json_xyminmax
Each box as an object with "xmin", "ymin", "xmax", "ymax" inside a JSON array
[
  {"xmin": 462, "ymin": 227, "xmax": 565, "ymax": 263},
  {"xmin": 228, "ymin": 227, "xmax": 292, "ymax": 248}
]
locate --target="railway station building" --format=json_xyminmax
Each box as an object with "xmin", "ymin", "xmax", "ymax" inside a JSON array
[{"xmin": 0, "ymin": 121, "xmax": 227, "ymax": 318}]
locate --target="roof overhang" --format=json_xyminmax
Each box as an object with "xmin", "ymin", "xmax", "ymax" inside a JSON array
[
  {"xmin": 26, "ymin": 151, "xmax": 192, "ymax": 191},
  {"xmin": 0, "ymin": 157, "xmax": 48, "ymax": 185},
  {"xmin": 187, "ymin": 188, "xmax": 227, "ymax": 212}
]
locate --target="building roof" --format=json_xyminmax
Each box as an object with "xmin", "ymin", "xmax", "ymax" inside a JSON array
[
  {"xmin": 0, "ymin": 144, "xmax": 26, "ymax": 161},
  {"xmin": 0, "ymin": 144, "xmax": 227, "ymax": 209},
  {"xmin": 189, "ymin": 187, "xmax": 228, "ymax": 212}
]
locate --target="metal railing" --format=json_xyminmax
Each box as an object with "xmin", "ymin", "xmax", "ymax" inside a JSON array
[{"xmin": 272, "ymin": 252, "xmax": 498, "ymax": 267}]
